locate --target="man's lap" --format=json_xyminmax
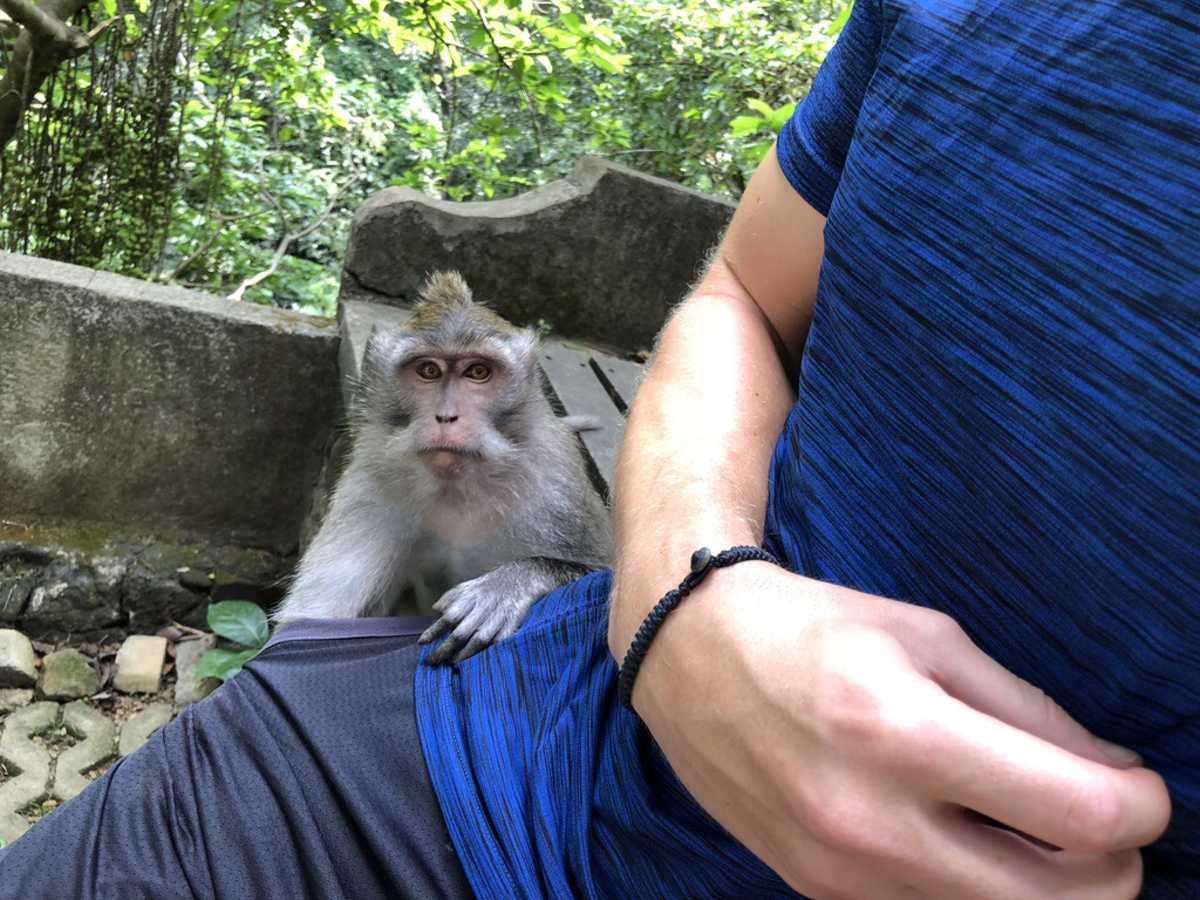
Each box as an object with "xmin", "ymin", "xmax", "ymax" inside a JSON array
[
  {"xmin": 0, "ymin": 578, "xmax": 793, "ymax": 900},
  {"xmin": 0, "ymin": 619, "xmax": 471, "ymax": 900}
]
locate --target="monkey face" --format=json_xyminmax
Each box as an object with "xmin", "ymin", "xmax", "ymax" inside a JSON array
[
  {"xmin": 357, "ymin": 272, "xmax": 543, "ymax": 483},
  {"xmin": 362, "ymin": 331, "xmax": 540, "ymax": 481},
  {"xmin": 401, "ymin": 353, "xmax": 520, "ymax": 480}
]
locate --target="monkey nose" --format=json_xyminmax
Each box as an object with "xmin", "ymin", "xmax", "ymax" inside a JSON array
[{"xmin": 435, "ymin": 414, "xmax": 459, "ymax": 424}]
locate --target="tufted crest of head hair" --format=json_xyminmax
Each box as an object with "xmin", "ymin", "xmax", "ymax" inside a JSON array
[{"xmin": 408, "ymin": 270, "xmax": 517, "ymax": 341}]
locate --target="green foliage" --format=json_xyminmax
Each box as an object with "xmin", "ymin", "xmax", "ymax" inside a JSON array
[
  {"xmin": 1, "ymin": 0, "xmax": 847, "ymax": 313},
  {"xmin": 195, "ymin": 599, "xmax": 271, "ymax": 683},
  {"xmin": 207, "ymin": 599, "xmax": 270, "ymax": 646}
]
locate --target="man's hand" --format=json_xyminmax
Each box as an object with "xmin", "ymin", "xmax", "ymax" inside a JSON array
[{"xmin": 623, "ymin": 561, "xmax": 1171, "ymax": 899}]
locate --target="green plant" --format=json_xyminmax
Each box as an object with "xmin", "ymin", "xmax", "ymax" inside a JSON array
[{"xmin": 195, "ymin": 599, "xmax": 270, "ymax": 683}]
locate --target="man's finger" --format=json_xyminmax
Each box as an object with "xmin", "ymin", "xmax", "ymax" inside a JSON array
[
  {"xmin": 925, "ymin": 626, "xmax": 1142, "ymax": 768},
  {"xmin": 917, "ymin": 688, "xmax": 1171, "ymax": 852},
  {"xmin": 912, "ymin": 805, "xmax": 1146, "ymax": 900}
]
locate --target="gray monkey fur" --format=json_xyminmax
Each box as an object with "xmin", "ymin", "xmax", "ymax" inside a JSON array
[{"xmin": 272, "ymin": 271, "xmax": 612, "ymax": 664}]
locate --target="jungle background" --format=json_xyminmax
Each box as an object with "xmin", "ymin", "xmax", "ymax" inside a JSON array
[{"xmin": 0, "ymin": 0, "xmax": 847, "ymax": 316}]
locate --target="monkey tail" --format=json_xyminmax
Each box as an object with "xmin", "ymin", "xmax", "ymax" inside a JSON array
[{"xmin": 561, "ymin": 415, "xmax": 603, "ymax": 433}]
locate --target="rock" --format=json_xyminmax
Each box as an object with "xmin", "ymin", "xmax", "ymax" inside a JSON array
[
  {"xmin": 38, "ymin": 648, "xmax": 99, "ymax": 700},
  {"xmin": 0, "ymin": 701, "xmax": 57, "ymax": 845},
  {"xmin": 0, "ymin": 576, "xmax": 35, "ymax": 625},
  {"xmin": 21, "ymin": 559, "xmax": 122, "ymax": 638},
  {"xmin": 0, "ymin": 629, "xmax": 37, "ymax": 687},
  {"xmin": 123, "ymin": 560, "xmax": 203, "ymax": 633},
  {"xmin": 118, "ymin": 702, "xmax": 173, "ymax": 757},
  {"xmin": 0, "ymin": 544, "xmax": 49, "ymax": 625},
  {"xmin": 178, "ymin": 567, "xmax": 213, "ymax": 591},
  {"xmin": 341, "ymin": 156, "xmax": 735, "ymax": 353},
  {"xmin": 0, "ymin": 688, "xmax": 33, "ymax": 712},
  {"xmin": 53, "ymin": 701, "xmax": 116, "ymax": 801},
  {"xmin": 173, "ymin": 634, "xmax": 220, "ymax": 708},
  {"xmin": 112, "ymin": 635, "xmax": 167, "ymax": 694},
  {"xmin": 0, "ymin": 251, "xmax": 339, "ymax": 554}
]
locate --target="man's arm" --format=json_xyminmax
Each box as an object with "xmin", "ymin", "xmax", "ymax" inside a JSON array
[
  {"xmin": 609, "ymin": 147, "xmax": 1170, "ymax": 899},
  {"xmin": 608, "ymin": 144, "xmax": 822, "ymax": 650}
]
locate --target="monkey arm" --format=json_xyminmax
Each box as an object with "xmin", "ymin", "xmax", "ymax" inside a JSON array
[
  {"xmin": 274, "ymin": 464, "xmax": 416, "ymax": 623},
  {"xmin": 607, "ymin": 142, "xmax": 823, "ymax": 661}
]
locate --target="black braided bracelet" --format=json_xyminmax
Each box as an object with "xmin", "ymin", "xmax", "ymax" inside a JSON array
[{"xmin": 617, "ymin": 545, "xmax": 781, "ymax": 709}]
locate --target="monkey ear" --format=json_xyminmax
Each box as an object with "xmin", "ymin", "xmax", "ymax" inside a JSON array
[{"xmin": 506, "ymin": 327, "xmax": 540, "ymax": 371}]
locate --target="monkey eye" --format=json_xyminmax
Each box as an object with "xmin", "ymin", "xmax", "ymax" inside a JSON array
[
  {"xmin": 415, "ymin": 361, "xmax": 442, "ymax": 381},
  {"xmin": 463, "ymin": 362, "xmax": 492, "ymax": 382}
]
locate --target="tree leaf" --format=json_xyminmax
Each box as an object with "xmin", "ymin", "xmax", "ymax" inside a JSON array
[
  {"xmin": 206, "ymin": 600, "xmax": 269, "ymax": 648},
  {"xmin": 828, "ymin": 3, "xmax": 852, "ymax": 37},
  {"xmin": 194, "ymin": 647, "xmax": 260, "ymax": 683},
  {"xmin": 729, "ymin": 114, "xmax": 765, "ymax": 137},
  {"xmin": 745, "ymin": 97, "xmax": 774, "ymax": 118}
]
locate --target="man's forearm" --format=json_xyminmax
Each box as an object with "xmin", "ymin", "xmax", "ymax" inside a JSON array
[{"xmin": 607, "ymin": 259, "xmax": 796, "ymax": 657}]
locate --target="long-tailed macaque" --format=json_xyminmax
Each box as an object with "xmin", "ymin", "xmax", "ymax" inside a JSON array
[{"xmin": 273, "ymin": 271, "xmax": 612, "ymax": 664}]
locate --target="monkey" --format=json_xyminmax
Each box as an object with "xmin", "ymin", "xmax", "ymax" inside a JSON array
[{"xmin": 272, "ymin": 270, "xmax": 613, "ymax": 665}]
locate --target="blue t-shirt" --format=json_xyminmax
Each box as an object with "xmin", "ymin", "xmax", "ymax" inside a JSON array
[{"xmin": 417, "ymin": 2, "xmax": 1199, "ymax": 897}]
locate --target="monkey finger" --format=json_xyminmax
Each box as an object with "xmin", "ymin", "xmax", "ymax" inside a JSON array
[
  {"xmin": 427, "ymin": 624, "xmax": 473, "ymax": 664},
  {"xmin": 450, "ymin": 620, "xmax": 505, "ymax": 665},
  {"xmin": 418, "ymin": 617, "xmax": 452, "ymax": 645},
  {"xmin": 428, "ymin": 612, "xmax": 494, "ymax": 664},
  {"xmin": 426, "ymin": 636, "xmax": 460, "ymax": 665}
]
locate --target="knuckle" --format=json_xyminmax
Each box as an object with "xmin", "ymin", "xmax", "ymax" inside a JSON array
[
  {"xmin": 451, "ymin": 619, "xmax": 477, "ymax": 639},
  {"xmin": 920, "ymin": 608, "xmax": 966, "ymax": 644},
  {"xmin": 1063, "ymin": 776, "xmax": 1124, "ymax": 850},
  {"xmin": 803, "ymin": 796, "xmax": 883, "ymax": 858},
  {"xmin": 812, "ymin": 664, "xmax": 899, "ymax": 748},
  {"xmin": 1029, "ymin": 681, "xmax": 1070, "ymax": 730},
  {"xmin": 1115, "ymin": 849, "xmax": 1144, "ymax": 899}
]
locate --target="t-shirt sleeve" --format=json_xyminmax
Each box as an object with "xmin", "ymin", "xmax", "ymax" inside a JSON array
[{"xmin": 776, "ymin": 0, "xmax": 884, "ymax": 215}]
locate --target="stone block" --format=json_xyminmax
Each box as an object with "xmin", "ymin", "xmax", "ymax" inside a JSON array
[
  {"xmin": 118, "ymin": 702, "xmax": 173, "ymax": 758},
  {"xmin": 340, "ymin": 156, "xmax": 735, "ymax": 353},
  {"xmin": 113, "ymin": 635, "xmax": 167, "ymax": 694},
  {"xmin": 0, "ymin": 701, "xmax": 57, "ymax": 845},
  {"xmin": 0, "ymin": 689, "xmax": 33, "ymax": 713},
  {"xmin": 174, "ymin": 634, "xmax": 220, "ymax": 708},
  {"xmin": 38, "ymin": 648, "xmax": 99, "ymax": 700},
  {"xmin": 0, "ymin": 251, "xmax": 340, "ymax": 553},
  {"xmin": 0, "ymin": 629, "xmax": 36, "ymax": 688},
  {"xmin": 52, "ymin": 701, "xmax": 116, "ymax": 801}
]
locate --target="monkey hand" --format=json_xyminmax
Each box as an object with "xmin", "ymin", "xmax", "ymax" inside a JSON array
[{"xmin": 419, "ymin": 561, "xmax": 550, "ymax": 665}]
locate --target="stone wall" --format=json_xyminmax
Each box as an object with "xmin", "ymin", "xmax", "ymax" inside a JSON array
[
  {"xmin": 0, "ymin": 253, "xmax": 339, "ymax": 636},
  {"xmin": 0, "ymin": 253, "xmax": 340, "ymax": 552},
  {"xmin": 340, "ymin": 156, "xmax": 735, "ymax": 353}
]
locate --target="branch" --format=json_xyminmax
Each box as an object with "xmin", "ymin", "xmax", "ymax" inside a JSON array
[
  {"xmin": 0, "ymin": 0, "xmax": 85, "ymax": 50},
  {"xmin": 226, "ymin": 181, "xmax": 350, "ymax": 303},
  {"xmin": 0, "ymin": 0, "xmax": 100, "ymax": 151},
  {"xmin": 162, "ymin": 210, "xmax": 258, "ymax": 282},
  {"xmin": 468, "ymin": 0, "xmax": 544, "ymax": 162}
]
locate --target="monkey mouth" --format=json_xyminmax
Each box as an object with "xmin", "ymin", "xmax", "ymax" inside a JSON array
[
  {"xmin": 418, "ymin": 445, "xmax": 483, "ymax": 459},
  {"xmin": 418, "ymin": 446, "xmax": 483, "ymax": 478}
]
